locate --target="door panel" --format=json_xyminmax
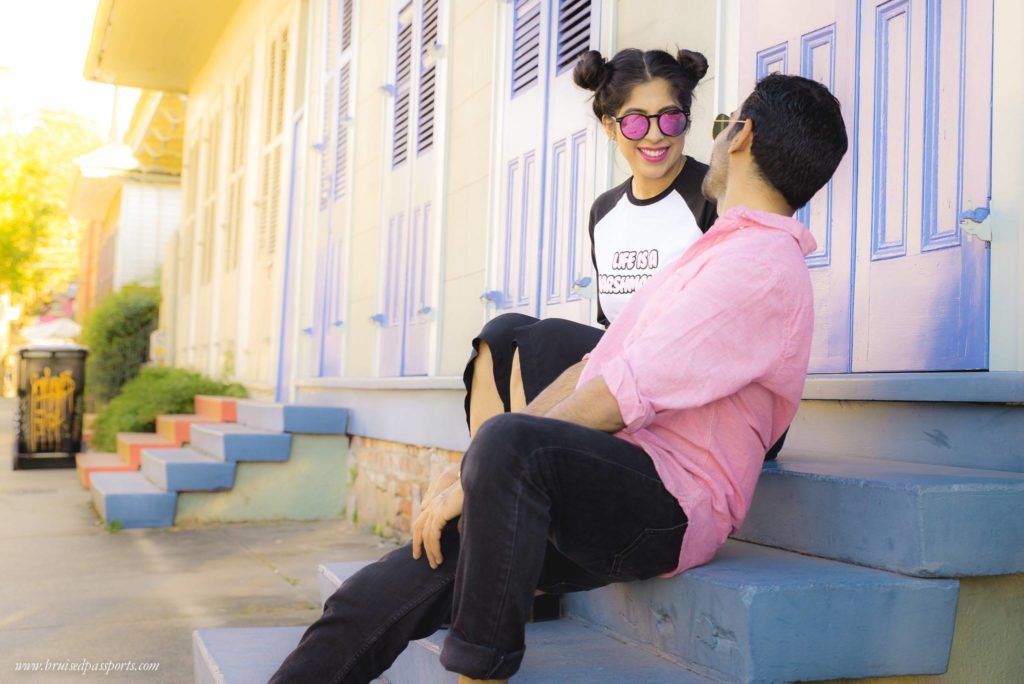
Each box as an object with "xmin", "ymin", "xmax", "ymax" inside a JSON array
[
  {"xmin": 739, "ymin": 0, "xmax": 992, "ymax": 373},
  {"xmin": 740, "ymin": 0, "xmax": 857, "ymax": 373},
  {"xmin": 851, "ymin": 0, "xmax": 991, "ymax": 370}
]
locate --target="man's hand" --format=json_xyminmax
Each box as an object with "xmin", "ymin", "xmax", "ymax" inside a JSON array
[{"xmin": 412, "ymin": 479, "xmax": 464, "ymax": 569}]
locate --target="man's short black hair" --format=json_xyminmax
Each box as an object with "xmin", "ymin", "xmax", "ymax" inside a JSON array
[{"xmin": 738, "ymin": 73, "xmax": 848, "ymax": 210}]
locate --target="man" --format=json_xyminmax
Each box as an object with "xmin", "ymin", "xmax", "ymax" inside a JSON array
[{"xmin": 270, "ymin": 73, "xmax": 848, "ymax": 684}]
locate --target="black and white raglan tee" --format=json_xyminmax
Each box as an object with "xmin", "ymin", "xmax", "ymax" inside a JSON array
[{"xmin": 589, "ymin": 156, "xmax": 718, "ymax": 327}]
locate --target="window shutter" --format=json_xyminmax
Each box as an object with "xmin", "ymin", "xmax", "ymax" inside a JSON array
[
  {"xmin": 334, "ymin": 63, "xmax": 351, "ymax": 200},
  {"xmin": 319, "ymin": 79, "xmax": 333, "ymax": 209},
  {"xmin": 556, "ymin": 0, "xmax": 590, "ymax": 73},
  {"xmin": 392, "ymin": 3, "xmax": 414, "ymax": 167},
  {"xmin": 416, "ymin": 0, "xmax": 440, "ymax": 154},
  {"xmin": 203, "ymin": 111, "xmax": 221, "ymax": 284},
  {"xmin": 340, "ymin": 0, "xmax": 353, "ymax": 53},
  {"xmin": 511, "ymin": 0, "xmax": 542, "ymax": 96}
]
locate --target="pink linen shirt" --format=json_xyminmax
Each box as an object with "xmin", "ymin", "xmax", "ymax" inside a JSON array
[{"xmin": 577, "ymin": 205, "xmax": 817, "ymax": 575}]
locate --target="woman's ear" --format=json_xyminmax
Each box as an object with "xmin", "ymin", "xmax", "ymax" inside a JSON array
[{"xmin": 601, "ymin": 115, "xmax": 616, "ymax": 141}]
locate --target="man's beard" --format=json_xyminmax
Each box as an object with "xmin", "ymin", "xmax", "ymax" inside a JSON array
[{"xmin": 701, "ymin": 159, "xmax": 725, "ymax": 202}]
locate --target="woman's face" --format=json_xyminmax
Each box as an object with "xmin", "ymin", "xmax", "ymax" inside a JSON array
[{"xmin": 603, "ymin": 78, "xmax": 687, "ymax": 182}]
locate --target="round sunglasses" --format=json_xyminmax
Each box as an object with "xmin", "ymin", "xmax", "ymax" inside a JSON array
[{"xmin": 613, "ymin": 109, "xmax": 688, "ymax": 141}]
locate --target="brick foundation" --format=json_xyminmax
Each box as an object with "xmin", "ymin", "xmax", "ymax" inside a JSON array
[{"xmin": 349, "ymin": 436, "xmax": 463, "ymax": 541}]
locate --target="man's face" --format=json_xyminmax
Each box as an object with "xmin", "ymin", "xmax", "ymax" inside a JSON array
[{"xmin": 701, "ymin": 109, "xmax": 740, "ymax": 203}]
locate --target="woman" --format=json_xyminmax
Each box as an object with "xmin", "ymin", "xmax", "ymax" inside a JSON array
[{"xmin": 465, "ymin": 47, "xmax": 716, "ymax": 437}]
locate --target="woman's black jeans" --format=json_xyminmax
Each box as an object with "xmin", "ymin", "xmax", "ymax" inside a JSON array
[{"xmin": 269, "ymin": 413, "xmax": 687, "ymax": 683}]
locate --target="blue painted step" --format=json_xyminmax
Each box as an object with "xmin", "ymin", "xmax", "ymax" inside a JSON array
[
  {"xmin": 193, "ymin": 626, "xmax": 305, "ymax": 684},
  {"xmin": 190, "ymin": 423, "xmax": 292, "ymax": 462},
  {"xmin": 735, "ymin": 456, "xmax": 1024, "ymax": 577},
  {"xmin": 563, "ymin": 540, "xmax": 959, "ymax": 683},
  {"xmin": 383, "ymin": 619, "xmax": 712, "ymax": 683},
  {"xmin": 192, "ymin": 621, "xmax": 711, "ymax": 684},
  {"xmin": 141, "ymin": 448, "xmax": 236, "ymax": 492},
  {"xmin": 90, "ymin": 472, "xmax": 176, "ymax": 529},
  {"xmin": 318, "ymin": 560, "xmax": 374, "ymax": 606},
  {"xmin": 235, "ymin": 400, "xmax": 349, "ymax": 434}
]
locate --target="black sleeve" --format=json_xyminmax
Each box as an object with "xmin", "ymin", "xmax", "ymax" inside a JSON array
[
  {"xmin": 677, "ymin": 157, "xmax": 718, "ymax": 233},
  {"xmin": 589, "ymin": 202, "xmax": 610, "ymax": 328}
]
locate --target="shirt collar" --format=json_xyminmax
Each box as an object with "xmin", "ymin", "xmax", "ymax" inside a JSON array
[{"xmin": 717, "ymin": 205, "xmax": 818, "ymax": 256}]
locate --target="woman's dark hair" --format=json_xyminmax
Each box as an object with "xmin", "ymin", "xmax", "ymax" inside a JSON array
[
  {"xmin": 573, "ymin": 48, "xmax": 709, "ymax": 122},
  {"xmin": 735, "ymin": 73, "xmax": 848, "ymax": 210}
]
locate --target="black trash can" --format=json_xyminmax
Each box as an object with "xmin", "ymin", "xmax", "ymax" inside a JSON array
[{"xmin": 13, "ymin": 345, "xmax": 88, "ymax": 470}]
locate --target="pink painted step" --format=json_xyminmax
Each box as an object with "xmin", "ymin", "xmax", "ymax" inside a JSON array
[
  {"xmin": 76, "ymin": 452, "xmax": 134, "ymax": 488},
  {"xmin": 116, "ymin": 432, "xmax": 177, "ymax": 469},
  {"xmin": 156, "ymin": 414, "xmax": 214, "ymax": 446},
  {"xmin": 194, "ymin": 395, "xmax": 238, "ymax": 423}
]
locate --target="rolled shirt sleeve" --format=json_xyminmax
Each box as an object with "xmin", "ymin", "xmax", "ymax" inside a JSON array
[{"xmin": 592, "ymin": 256, "xmax": 791, "ymax": 433}]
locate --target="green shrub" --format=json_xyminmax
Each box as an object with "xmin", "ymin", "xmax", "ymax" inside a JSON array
[
  {"xmin": 93, "ymin": 366, "xmax": 247, "ymax": 452},
  {"xmin": 82, "ymin": 285, "xmax": 161, "ymax": 406}
]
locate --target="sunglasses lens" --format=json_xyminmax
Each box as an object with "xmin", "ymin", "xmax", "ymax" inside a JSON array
[
  {"xmin": 712, "ymin": 114, "xmax": 730, "ymax": 140},
  {"xmin": 658, "ymin": 111, "xmax": 687, "ymax": 137},
  {"xmin": 619, "ymin": 114, "xmax": 649, "ymax": 140}
]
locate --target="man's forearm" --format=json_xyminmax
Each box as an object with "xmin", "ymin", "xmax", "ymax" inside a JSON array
[
  {"xmin": 545, "ymin": 375, "xmax": 625, "ymax": 433},
  {"xmin": 521, "ymin": 360, "xmax": 587, "ymax": 417}
]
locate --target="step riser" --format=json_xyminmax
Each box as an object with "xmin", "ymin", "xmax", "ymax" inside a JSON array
[
  {"xmin": 92, "ymin": 488, "xmax": 175, "ymax": 529},
  {"xmin": 190, "ymin": 426, "xmax": 291, "ymax": 462},
  {"xmin": 195, "ymin": 396, "xmax": 237, "ymax": 423},
  {"xmin": 141, "ymin": 450, "xmax": 236, "ymax": 492},
  {"xmin": 736, "ymin": 463, "xmax": 1024, "ymax": 577},
  {"xmin": 788, "ymin": 400, "xmax": 1024, "ymax": 473},
  {"xmin": 562, "ymin": 541, "xmax": 958, "ymax": 683},
  {"xmin": 236, "ymin": 401, "xmax": 349, "ymax": 435}
]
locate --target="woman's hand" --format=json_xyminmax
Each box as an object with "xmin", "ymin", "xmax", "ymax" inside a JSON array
[
  {"xmin": 420, "ymin": 463, "xmax": 461, "ymax": 509},
  {"xmin": 412, "ymin": 479, "xmax": 464, "ymax": 570}
]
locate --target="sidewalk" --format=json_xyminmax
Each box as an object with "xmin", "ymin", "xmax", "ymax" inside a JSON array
[{"xmin": 0, "ymin": 398, "xmax": 391, "ymax": 683}]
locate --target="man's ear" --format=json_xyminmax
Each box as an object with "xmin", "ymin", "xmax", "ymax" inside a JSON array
[
  {"xmin": 728, "ymin": 119, "xmax": 754, "ymax": 154},
  {"xmin": 601, "ymin": 115, "xmax": 616, "ymax": 141}
]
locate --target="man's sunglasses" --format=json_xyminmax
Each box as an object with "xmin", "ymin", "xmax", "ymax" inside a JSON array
[
  {"xmin": 712, "ymin": 114, "xmax": 751, "ymax": 140},
  {"xmin": 613, "ymin": 110, "xmax": 688, "ymax": 141}
]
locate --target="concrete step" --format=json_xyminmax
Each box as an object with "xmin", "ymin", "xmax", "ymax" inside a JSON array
[
  {"xmin": 563, "ymin": 540, "xmax": 959, "ymax": 683},
  {"xmin": 193, "ymin": 626, "xmax": 306, "ymax": 684},
  {"xmin": 116, "ymin": 432, "xmax": 176, "ymax": 469},
  {"xmin": 156, "ymin": 414, "xmax": 215, "ymax": 446},
  {"xmin": 194, "ymin": 395, "xmax": 238, "ymax": 423},
  {"xmin": 90, "ymin": 472, "xmax": 176, "ymax": 529},
  {"xmin": 383, "ymin": 619, "xmax": 711, "ymax": 683},
  {"xmin": 190, "ymin": 423, "xmax": 291, "ymax": 462},
  {"xmin": 318, "ymin": 560, "xmax": 374, "ymax": 605},
  {"xmin": 735, "ymin": 456, "xmax": 1024, "ymax": 577},
  {"xmin": 76, "ymin": 452, "xmax": 133, "ymax": 488},
  {"xmin": 192, "ymin": 620, "xmax": 708, "ymax": 684},
  {"xmin": 236, "ymin": 400, "xmax": 349, "ymax": 435},
  {"xmin": 141, "ymin": 448, "xmax": 236, "ymax": 492}
]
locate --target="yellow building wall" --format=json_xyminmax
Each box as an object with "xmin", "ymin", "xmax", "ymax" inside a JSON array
[
  {"xmin": 827, "ymin": 574, "xmax": 1024, "ymax": 684},
  {"xmin": 175, "ymin": 0, "xmax": 296, "ymax": 387},
  {"xmin": 436, "ymin": 0, "xmax": 498, "ymax": 376},
  {"xmin": 339, "ymin": 0, "xmax": 390, "ymax": 378}
]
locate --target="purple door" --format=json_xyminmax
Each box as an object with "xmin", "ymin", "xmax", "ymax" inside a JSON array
[{"xmin": 740, "ymin": 0, "xmax": 992, "ymax": 372}]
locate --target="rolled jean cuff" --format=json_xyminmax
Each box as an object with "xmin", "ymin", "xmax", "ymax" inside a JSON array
[{"xmin": 440, "ymin": 631, "xmax": 525, "ymax": 680}]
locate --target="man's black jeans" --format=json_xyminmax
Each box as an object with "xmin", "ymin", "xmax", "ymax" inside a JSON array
[{"xmin": 269, "ymin": 413, "xmax": 688, "ymax": 683}]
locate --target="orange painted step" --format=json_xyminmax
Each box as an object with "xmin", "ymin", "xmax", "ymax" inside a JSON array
[
  {"xmin": 116, "ymin": 432, "xmax": 177, "ymax": 469},
  {"xmin": 76, "ymin": 452, "xmax": 135, "ymax": 488},
  {"xmin": 194, "ymin": 395, "xmax": 238, "ymax": 423},
  {"xmin": 156, "ymin": 414, "xmax": 214, "ymax": 446}
]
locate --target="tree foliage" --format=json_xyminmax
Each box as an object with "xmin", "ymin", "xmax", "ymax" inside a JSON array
[
  {"xmin": 81, "ymin": 284, "xmax": 160, "ymax": 406},
  {"xmin": 93, "ymin": 366, "xmax": 247, "ymax": 452},
  {"xmin": 0, "ymin": 111, "xmax": 101, "ymax": 306}
]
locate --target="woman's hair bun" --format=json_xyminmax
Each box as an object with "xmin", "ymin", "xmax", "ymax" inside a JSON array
[
  {"xmin": 676, "ymin": 49, "xmax": 709, "ymax": 83},
  {"xmin": 573, "ymin": 50, "xmax": 611, "ymax": 91}
]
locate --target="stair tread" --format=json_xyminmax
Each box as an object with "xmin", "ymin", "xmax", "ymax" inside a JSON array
[
  {"xmin": 192, "ymin": 620, "xmax": 711, "ymax": 684},
  {"xmin": 116, "ymin": 432, "xmax": 176, "ymax": 445},
  {"xmin": 91, "ymin": 471, "xmax": 172, "ymax": 495},
  {"xmin": 235, "ymin": 400, "xmax": 349, "ymax": 434},
  {"xmin": 143, "ymin": 447, "xmax": 224, "ymax": 464},
  {"xmin": 736, "ymin": 455, "xmax": 1024, "ymax": 576},
  {"xmin": 191, "ymin": 423, "xmax": 283, "ymax": 436},
  {"xmin": 76, "ymin": 452, "xmax": 124, "ymax": 467}
]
